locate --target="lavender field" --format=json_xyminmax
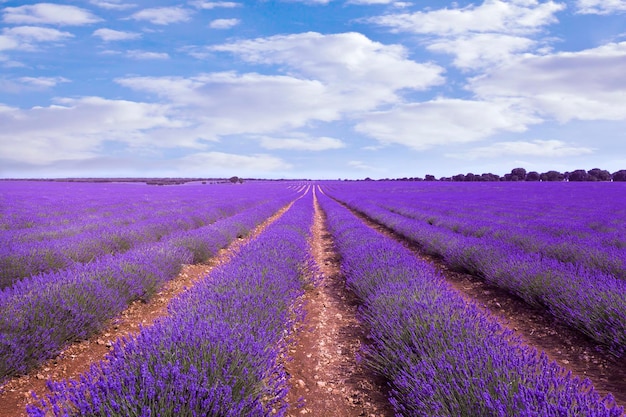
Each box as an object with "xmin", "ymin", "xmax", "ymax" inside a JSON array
[
  {"xmin": 0, "ymin": 180, "xmax": 302, "ymax": 381},
  {"xmin": 1, "ymin": 180, "xmax": 624, "ymax": 416},
  {"xmin": 323, "ymin": 181, "xmax": 626, "ymax": 356},
  {"xmin": 318, "ymin": 185, "xmax": 624, "ymax": 416}
]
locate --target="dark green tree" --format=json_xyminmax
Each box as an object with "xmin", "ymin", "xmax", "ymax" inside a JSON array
[
  {"xmin": 612, "ymin": 170, "xmax": 626, "ymax": 181},
  {"xmin": 568, "ymin": 170, "xmax": 589, "ymax": 181},
  {"xmin": 588, "ymin": 168, "xmax": 611, "ymax": 181},
  {"xmin": 540, "ymin": 170, "xmax": 564, "ymax": 181},
  {"xmin": 509, "ymin": 167, "xmax": 527, "ymax": 181},
  {"xmin": 525, "ymin": 171, "xmax": 540, "ymax": 181}
]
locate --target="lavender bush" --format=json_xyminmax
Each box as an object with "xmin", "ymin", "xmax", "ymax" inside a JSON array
[
  {"xmin": 27, "ymin": 188, "xmax": 315, "ymax": 416},
  {"xmin": 317, "ymin": 188, "xmax": 623, "ymax": 417},
  {"xmin": 324, "ymin": 182, "xmax": 626, "ymax": 355},
  {"xmin": 0, "ymin": 181, "xmax": 284, "ymax": 287},
  {"xmin": 1, "ymin": 183, "xmax": 300, "ymax": 382}
]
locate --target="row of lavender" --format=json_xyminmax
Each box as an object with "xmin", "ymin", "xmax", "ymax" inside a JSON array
[
  {"xmin": 1, "ymin": 182, "xmax": 301, "ymax": 382},
  {"xmin": 363, "ymin": 182, "xmax": 626, "ymax": 279},
  {"xmin": 317, "ymin": 187, "xmax": 623, "ymax": 416},
  {"xmin": 323, "ymin": 182, "xmax": 626, "ymax": 355},
  {"xmin": 0, "ymin": 181, "xmax": 294, "ymax": 287},
  {"xmin": 28, "ymin": 188, "xmax": 315, "ymax": 416}
]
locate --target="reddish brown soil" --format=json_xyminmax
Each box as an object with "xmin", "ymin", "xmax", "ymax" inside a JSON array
[
  {"xmin": 0, "ymin": 263, "xmax": 216, "ymax": 416},
  {"xmin": 342, "ymin": 201, "xmax": 626, "ymax": 411},
  {"xmin": 441, "ymin": 265, "xmax": 626, "ymax": 408},
  {"xmin": 0, "ymin": 202, "xmax": 295, "ymax": 417},
  {"xmin": 284, "ymin": 188, "xmax": 394, "ymax": 417},
  {"xmin": 4, "ymin": 189, "xmax": 624, "ymax": 416}
]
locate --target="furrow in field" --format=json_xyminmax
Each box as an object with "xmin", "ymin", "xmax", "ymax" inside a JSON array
[
  {"xmin": 326, "ymin": 192, "xmax": 626, "ymax": 410},
  {"xmin": 0, "ymin": 198, "xmax": 298, "ymax": 417},
  {"xmin": 285, "ymin": 187, "xmax": 394, "ymax": 417}
]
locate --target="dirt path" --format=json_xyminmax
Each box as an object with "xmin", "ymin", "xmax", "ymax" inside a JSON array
[
  {"xmin": 284, "ymin": 187, "xmax": 394, "ymax": 417},
  {"xmin": 0, "ymin": 200, "xmax": 298, "ymax": 417},
  {"xmin": 330, "ymin": 195, "xmax": 626, "ymax": 409}
]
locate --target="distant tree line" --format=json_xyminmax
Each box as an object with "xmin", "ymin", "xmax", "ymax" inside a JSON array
[{"xmin": 373, "ymin": 168, "xmax": 626, "ymax": 182}]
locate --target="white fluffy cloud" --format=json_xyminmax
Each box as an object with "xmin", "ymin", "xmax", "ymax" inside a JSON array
[
  {"xmin": 366, "ymin": 0, "xmax": 565, "ymax": 35},
  {"xmin": 347, "ymin": 0, "xmax": 408, "ymax": 5},
  {"xmin": 355, "ymin": 98, "xmax": 540, "ymax": 149},
  {"xmin": 117, "ymin": 72, "xmax": 339, "ymax": 136},
  {"xmin": 469, "ymin": 41, "xmax": 626, "ymax": 122},
  {"xmin": 427, "ymin": 33, "xmax": 536, "ymax": 70},
  {"xmin": 116, "ymin": 32, "xmax": 444, "ymax": 140},
  {"xmin": 576, "ymin": 0, "xmax": 626, "ymax": 14},
  {"xmin": 367, "ymin": 0, "xmax": 565, "ymax": 70},
  {"xmin": 258, "ymin": 135, "xmax": 346, "ymax": 151},
  {"xmin": 190, "ymin": 1, "xmax": 241, "ymax": 9},
  {"xmin": 90, "ymin": 0, "xmax": 137, "ymax": 10},
  {"xmin": 19, "ymin": 76, "xmax": 69, "ymax": 88},
  {"xmin": 209, "ymin": 18, "xmax": 240, "ymax": 29},
  {"xmin": 0, "ymin": 35, "xmax": 18, "ymax": 51},
  {"xmin": 2, "ymin": 26, "xmax": 72, "ymax": 42},
  {"xmin": 0, "ymin": 26, "xmax": 73, "ymax": 52},
  {"xmin": 211, "ymin": 32, "xmax": 444, "ymax": 105},
  {"xmin": 176, "ymin": 152, "xmax": 292, "ymax": 175},
  {"xmin": 129, "ymin": 7, "xmax": 193, "ymax": 25},
  {"xmin": 348, "ymin": 160, "xmax": 378, "ymax": 170},
  {"xmin": 126, "ymin": 50, "xmax": 170, "ymax": 60},
  {"xmin": 0, "ymin": 97, "xmax": 182, "ymax": 164},
  {"xmin": 446, "ymin": 139, "xmax": 594, "ymax": 159},
  {"xmin": 282, "ymin": 0, "xmax": 331, "ymax": 4},
  {"xmin": 93, "ymin": 28, "xmax": 141, "ymax": 41},
  {"xmin": 0, "ymin": 76, "xmax": 69, "ymax": 93},
  {"xmin": 2, "ymin": 3, "xmax": 101, "ymax": 26}
]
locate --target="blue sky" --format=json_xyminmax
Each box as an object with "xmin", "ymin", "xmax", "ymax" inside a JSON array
[{"xmin": 0, "ymin": 0, "xmax": 625, "ymax": 179}]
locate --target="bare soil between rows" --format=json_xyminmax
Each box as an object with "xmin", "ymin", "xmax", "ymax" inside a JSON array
[
  {"xmin": 0, "ymin": 202, "xmax": 294, "ymax": 417},
  {"xmin": 284, "ymin": 188, "xmax": 394, "ymax": 417},
  {"xmin": 340, "ymin": 200, "xmax": 626, "ymax": 410}
]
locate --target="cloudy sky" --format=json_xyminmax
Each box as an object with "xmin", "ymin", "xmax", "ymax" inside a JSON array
[{"xmin": 1, "ymin": 0, "xmax": 625, "ymax": 179}]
